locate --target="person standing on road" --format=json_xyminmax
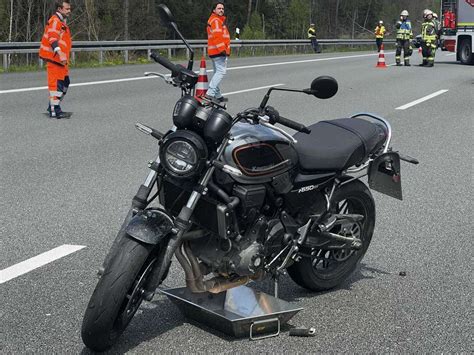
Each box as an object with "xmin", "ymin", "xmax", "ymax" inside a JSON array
[
  {"xmin": 38, "ymin": 1, "xmax": 72, "ymax": 119},
  {"xmin": 206, "ymin": 2, "xmax": 230, "ymax": 103},
  {"xmin": 395, "ymin": 10, "xmax": 413, "ymax": 66},
  {"xmin": 374, "ymin": 20, "xmax": 386, "ymax": 52},
  {"xmin": 420, "ymin": 9, "xmax": 437, "ymax": 67},
  {"xmin": 307, "ymin": 23, "xmax": 321, "ymax": 53},
  {"xmin": 432, "ymin": 13, "xmax": 442, "ymax": 48}
]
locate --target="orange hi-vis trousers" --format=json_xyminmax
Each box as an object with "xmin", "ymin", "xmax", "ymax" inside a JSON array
[{"xmin": 47, "ymin": 61, "xmax": 70, "ymax": 115}]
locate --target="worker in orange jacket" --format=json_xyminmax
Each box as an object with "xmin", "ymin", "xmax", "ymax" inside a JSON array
[
  {"xmin": 206, "ymin": 2, "xmax": 231, "ymax": 102},
  {"xmin": 39, "ymin": 1, "xmax": 72, "ymax": 119}
]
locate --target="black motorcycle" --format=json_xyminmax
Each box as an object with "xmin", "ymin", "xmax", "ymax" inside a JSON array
[{"xmin": 81, "ymin": 5, "xmax": 418, "ymax": 352}]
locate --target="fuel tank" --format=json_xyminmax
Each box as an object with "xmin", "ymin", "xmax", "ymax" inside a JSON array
[{"xmin": 222, "ymin": 121, "xmax": 298, "ymax": 183}]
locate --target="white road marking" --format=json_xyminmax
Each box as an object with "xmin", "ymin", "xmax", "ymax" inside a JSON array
[
  {"xmin": 223, "ymin": 83, "xmax": 284, "ymax": 96},
  {"xmin": 0, "ymin": 52, "xmax": 387, "ymax": 95},
  {"xmin": 0, "ymin": 244, "xmax": 86, "ymax": 284},
  {"xmin": 445, "ymin": 53, "xmax": 456, "ymax": 56},
  {"xmin": 395, "ymin": 89, "xmax": 449, "ymax": 110}
]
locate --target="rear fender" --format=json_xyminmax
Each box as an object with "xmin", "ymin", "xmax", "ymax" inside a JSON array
[{"xmin": 125, "ymin": 209, "xmax": 174, "ymax": 245}]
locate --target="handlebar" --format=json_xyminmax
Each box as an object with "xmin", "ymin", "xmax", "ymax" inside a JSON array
[
  {"xmin": 150, "ymin": 51, "xmax": 181, "ymax": 77},
  {"xmin": 276, "ymin": 115, "xmax": 311, "ymax": 134},
  {"xmin": 264, "ymin": 106, "xmax": 311, "ymax": 134}
]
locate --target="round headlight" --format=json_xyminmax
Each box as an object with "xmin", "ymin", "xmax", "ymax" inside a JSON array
[{"xmin": 160, "ymin": 130, "xmax": 208, "ymax": 178}]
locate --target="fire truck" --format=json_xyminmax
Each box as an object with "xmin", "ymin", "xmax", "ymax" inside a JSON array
[{"xmin": 441, "ymin": 0, "xmax": 474, "ymax": 64}]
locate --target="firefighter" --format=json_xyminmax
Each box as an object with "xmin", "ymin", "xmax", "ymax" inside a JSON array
[
  {"xmin": 374, "ymin": 20, "xmax": 386, "ymax": 52},
  {"xmin": 395, "ymin": 10, "xmax": 413, "ymax": 66},
  {"xmin": 432, "ymin": 13, "xmax": 442, "ymax": 48},
  {"xmin": 420, "ymin": 9, "xmax": 437, "ymax": 67},
  {"xmin": 308, "ymin": 23, "xmax": 321, "ymax": 53},
  {"xmin": 38, "ymin": 1, "xmax": 72, "ymax": 119}
]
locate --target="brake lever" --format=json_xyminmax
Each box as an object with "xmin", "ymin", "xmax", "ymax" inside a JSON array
[{"xmin": 144, "ymin": 72, "xmax": 174, "ymax": 85}]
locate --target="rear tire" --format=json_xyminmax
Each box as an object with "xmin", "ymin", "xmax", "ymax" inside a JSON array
[
  {"xmin": 287, "ymin": 180, "xmax": 375, "ymax": 291},
  {"xmin": 81, "ymin": 235, "xmax": 155, "ymax": 352}
]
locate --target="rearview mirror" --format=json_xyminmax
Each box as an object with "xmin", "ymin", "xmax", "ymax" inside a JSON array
[
  {"xmin": 309, "ymin": 76, "xmax": 338, "ymax": 99},
  {"xmin": 158, "ymin": 4, "xmax": 176, "ymax": 28}
]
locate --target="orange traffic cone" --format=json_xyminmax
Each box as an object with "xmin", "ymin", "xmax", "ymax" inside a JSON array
[
  {"xmin": 195, "ymin": 56, "xmax": 208, "ymax": 97},
  {"xmin": 376, "ymin": 44, "xmax": 387, "ymax": 68}
]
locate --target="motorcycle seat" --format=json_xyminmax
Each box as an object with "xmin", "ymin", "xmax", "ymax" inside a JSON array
[{"xmin": 293, "ymin": 118, "xmax": 386, "ymax": 172}]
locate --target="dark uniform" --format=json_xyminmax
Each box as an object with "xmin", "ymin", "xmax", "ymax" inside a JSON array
[
  {"xmin": 420, "ymin": 18, "xmax": 437, "ymax": 67},
  {"xmin": 395, "ymin": 15, "xmax": 413, "ymax": 66}
]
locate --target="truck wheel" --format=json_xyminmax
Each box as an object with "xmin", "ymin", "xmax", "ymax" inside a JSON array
[{"xmin": 459, "ymin": 39, "xmax": 474, "ymax": 65}]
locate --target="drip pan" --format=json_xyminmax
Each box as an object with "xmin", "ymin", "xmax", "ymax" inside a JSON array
[{"xmin": 160, "ymin": 286, "xmax": 303, "ymax": 339}]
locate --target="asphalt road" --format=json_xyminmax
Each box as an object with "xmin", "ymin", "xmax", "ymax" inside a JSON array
[{"xmin": 1, "ymin": 50, "xmax": 473, "ymax": 353}]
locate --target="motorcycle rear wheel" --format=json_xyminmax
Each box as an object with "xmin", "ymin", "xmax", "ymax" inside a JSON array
[
  {"xmin": 81, "ymin": 235, "xmax": 156, "ymax": 352},
  {"xmin": 287, "ymin": 180, "xmax": 375, "ymax": 291}
]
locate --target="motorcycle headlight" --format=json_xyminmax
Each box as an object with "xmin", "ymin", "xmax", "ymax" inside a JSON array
[{"xmin": 160, "ymin": 130, "xmax": 208, "ymax": 178}]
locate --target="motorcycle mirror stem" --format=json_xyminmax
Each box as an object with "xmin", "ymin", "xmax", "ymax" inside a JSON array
[
  {"xmin": 259, "ymin": 87, "xmax": 308, "ymax": 111},
  {"xmin": 158, "ymin": 4, "xmax": 194, "ymax": 71}
]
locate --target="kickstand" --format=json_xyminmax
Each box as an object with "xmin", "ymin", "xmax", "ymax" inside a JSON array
[{"xmin": 273, "ymin": 274, "xmax": 279, "ymax": 298}]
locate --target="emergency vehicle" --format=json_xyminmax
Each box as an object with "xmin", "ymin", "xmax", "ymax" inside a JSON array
[{"xmin": 441, "ymin": 0, "xmax": 474, "ymax": 64}]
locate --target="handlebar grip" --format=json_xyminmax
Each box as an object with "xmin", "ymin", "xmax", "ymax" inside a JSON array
[
  {"xmin": 277, "ymin": 115, "xmax": 311, "ymax": 134},
  {"xmin": 150, "ymin": 51, "xmax": 180, "ymax": 76}
]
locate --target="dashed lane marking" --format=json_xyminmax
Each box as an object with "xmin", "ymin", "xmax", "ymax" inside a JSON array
[
  {"xmin": 395, "ymin": 89, "xmax": 449, "ymax": 110},
  {"xmin": 0, "ymin": 244, "xmax": 86, "ymax": 284},
  {"xmin": 223, "ymin": 83, "xmax": 284, "ymax": 96}
]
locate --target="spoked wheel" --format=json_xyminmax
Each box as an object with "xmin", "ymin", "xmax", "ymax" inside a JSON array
[
  {"xmin": 287, "ymin": 179, "xmax": 375, "ymax": 291},
  {"xmin": 81, "ymin": 235, "xmax": 159, "ymax": 352}
]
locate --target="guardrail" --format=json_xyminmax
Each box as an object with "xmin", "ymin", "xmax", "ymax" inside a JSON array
[{"xmin": 0, "ymin": 38, "xmax": 395, "ymax": 71}]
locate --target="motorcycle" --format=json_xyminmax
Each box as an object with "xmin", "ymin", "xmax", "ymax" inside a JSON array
[{"xmin": 81, "ymin": 4, "xmax": 418, "ymax": 352}]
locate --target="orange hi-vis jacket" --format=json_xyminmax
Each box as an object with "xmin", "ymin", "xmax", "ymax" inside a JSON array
[
  {"xmin": 39, "ymin": 13, "xmax": 72, "ymax": 65},
  {"xmin": 207, "ymin": 13, "xmax": 230, "ymax": 57}
]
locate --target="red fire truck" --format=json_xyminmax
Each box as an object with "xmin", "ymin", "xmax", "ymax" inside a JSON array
[{"xmin": 441, "ymin": 0, "xmax": 474, "ymax": 64}]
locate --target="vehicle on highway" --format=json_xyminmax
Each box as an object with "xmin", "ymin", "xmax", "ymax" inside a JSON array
[
  {"xmin": 440, "ymin": 0, "xmax": 474, "ymax": 64},
  {"xmin": 81, "ymin": 4, "xmax": 419, "ymax": 352}
]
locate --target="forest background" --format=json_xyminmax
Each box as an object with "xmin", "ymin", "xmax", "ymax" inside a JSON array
[{"xmin": 1, "ymin": 0, "xmax": 442, "ymax": 44}]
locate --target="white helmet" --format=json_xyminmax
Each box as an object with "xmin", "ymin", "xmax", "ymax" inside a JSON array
[
  {"xmin": 424, "ymin": 9, "xmax": 433, "ymax": 18},
  {"xmin": 401, "ymin": 10, "xmax": 409, "ymax": 17},
  {"xmin": 379, "ymin": 20, "xmax": 383, "ymax": 25},
  {"xmin": 433, "ymin": 13, "xmax": 438, "ymax": 19}
]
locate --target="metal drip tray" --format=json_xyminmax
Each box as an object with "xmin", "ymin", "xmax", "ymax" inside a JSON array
[{"xmin": 160, "ymin": 286, "xmax": 303, "ymax": 339}]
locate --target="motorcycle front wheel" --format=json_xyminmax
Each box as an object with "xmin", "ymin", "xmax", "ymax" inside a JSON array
[
  {"xmin": 287, "ymin": 179, "xmax": 375, "ymax": 291},
  {"xmin": 81, "ymin": 235, "xmax": 157, "ymax": 352}
]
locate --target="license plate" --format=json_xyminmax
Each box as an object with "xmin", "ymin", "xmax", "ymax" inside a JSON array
[{"xmin": 368, "ymin": 152, "xmax": 402, "ymax": 200}]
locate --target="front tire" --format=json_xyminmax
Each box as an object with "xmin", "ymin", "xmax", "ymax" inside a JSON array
[
  {"xmin": 287, "ymin": 180, "xmax": 375, "ymax": 291},
  {"xmin": 81, "ymin": 235, "xmax": 155, "ymax": 352}
]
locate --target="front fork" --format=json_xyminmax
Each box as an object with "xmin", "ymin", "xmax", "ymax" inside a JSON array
[{"xmin": 99, "ymin": 154, "xmax": 161, "ymax": 275}]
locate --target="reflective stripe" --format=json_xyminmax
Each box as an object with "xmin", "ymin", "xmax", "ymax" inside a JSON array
[
  {"xmin": 50, "ymin": 91, "xmax": 63, "ymax": 97},
  {"xmin": 215, "ymin": 43, "xmax": 225, "ymax": 48},
  {"xmin": 47, "ymin": 28, "xmax": 60, "ymax": 34},
  {"xmin": 59, "ymin": 40, "xmax": 67, "ymax": 46},
  {"xmin": 50, "ymin": 99, "xmax": 60, "ymax": 105},
  {"xmin": 40, "ymin": 45, "xmax": 54, "ymax": 53}
]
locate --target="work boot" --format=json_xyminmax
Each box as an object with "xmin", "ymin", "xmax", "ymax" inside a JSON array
[
  {"xmin": 396, "ymin": 63, "xmax": 402, "ymax": 66},
  {"xmin": 52, "ymin": 111, "xmax": 71, "ymax": 119},
  {"xmin": 404, "ymin": 62, "xmax": 411, "ymax": 66},
  {"xmin": 426, "ymin": 62, "xmax": 434, "ymax": 67},
  {"xmin": 217, "ymin": 96, "xmax": 228, "ymax": 103}
]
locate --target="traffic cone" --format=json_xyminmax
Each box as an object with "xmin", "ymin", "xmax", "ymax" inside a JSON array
[
  {"xmin": 376, "ymin": 44, "xmax": 387, "ymax": 68},
  {"xmin": 195, "ymin": 56, "xmax": 208, "ymax": 97}
]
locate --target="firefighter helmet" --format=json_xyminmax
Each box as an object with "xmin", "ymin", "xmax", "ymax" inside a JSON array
[
  {"xmin": 401, "ymin": 10, "xmax": 409, "ymax": 17},
  {"xmin": 433, "ymin": 13, "xmax": 438, "ymax": 19}
]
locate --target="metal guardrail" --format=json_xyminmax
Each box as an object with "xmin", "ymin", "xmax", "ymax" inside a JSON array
[{"xmin": 0, "ymin": 39, "xmax": 395, "ymax": 70}]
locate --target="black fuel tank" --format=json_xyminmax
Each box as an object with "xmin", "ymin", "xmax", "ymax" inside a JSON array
[{"xmin": 222, "ymin": 121, "xmax": 298, "ymax": 183}]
